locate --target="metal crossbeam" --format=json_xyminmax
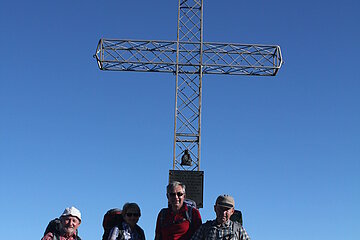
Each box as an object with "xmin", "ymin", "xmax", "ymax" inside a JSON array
[
  {"xmin": 95, "ymin": 40, "xmax": 282, "ymax": 76},
  {"xmin": 94, "ymin": 0, "xmax": 283, "ymax": 171}
]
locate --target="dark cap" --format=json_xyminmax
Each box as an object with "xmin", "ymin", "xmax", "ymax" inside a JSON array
[{"xmin": 215, "ymin": 194, "xmax": 235, "ymax": 208}]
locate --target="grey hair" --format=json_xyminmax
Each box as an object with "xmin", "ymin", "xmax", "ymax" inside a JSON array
[
  {"xmin": 166, "ymin": 181, "xmax": 186, "ymax": 194},
  {"xmin": 122, "ymin": 202, "xmax": 141, "ymax": 217}
]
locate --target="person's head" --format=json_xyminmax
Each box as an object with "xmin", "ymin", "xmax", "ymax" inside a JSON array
[
  {"xmin": 122, "ymin": 203, "xmax": 141, "ymax": 228},
  {"xmin": 59, "ymin": 206, "xmax": 81, "ymax": 237},
  {"xmin": 166, "ymin": 181, "xmax": 186, "ymax": 212},
  {"xmin": 214, "ymin": 195, "xmax": 235, "ymax": 225}
]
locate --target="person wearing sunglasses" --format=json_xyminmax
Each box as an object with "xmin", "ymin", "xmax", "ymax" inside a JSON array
[
  {"xmin": 190, "ymin": 195, "xmax": 250, "ymax": 240},
  {"xmin": 155, "ymin": 181, "xmax": 202, "ymax": 240},
  {"xmin": 108, "ymin": 203, "xmax": 145, "ymax": 240}
]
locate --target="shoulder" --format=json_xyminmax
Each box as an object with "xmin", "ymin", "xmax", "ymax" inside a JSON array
[
  {"xmin": 191, "ymin": 207, "xmax": 201, "ymax": 220},
  {"xmin": 159, "ymin": 208, "xmax": 169, "ymax": 215},
  {"xmin": 135, "ymin": 225, "xmax": 145, "ymax": 240},
  {"xmin": 135, "ymin": 224, "xmax": 145, "ymax": 233},
  {"xmin": 158, "ymin": 207, "xmax": 169, "ymax": 220},
  {"xmin": 200, "ymin": 220, "xmax": 215, "ymax": 230},
  {"xmin": 205, "ymin": 220, "xmax": 216, "ymax": 226},
  {"xmin": 42, "ymin": 232, "xmax": 54, "ymax": 240},
  {"xmin": 191, "ymin": 207, "xmax": 200, "ymax": 214}
]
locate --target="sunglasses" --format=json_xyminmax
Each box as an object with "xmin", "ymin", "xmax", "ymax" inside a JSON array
[
  {"xmin": 168, "ymin": 192, "xmax": 184, "ymax": 197},
  {"xmin": 126, "ymin": 213, "xmax": 140, "ymax": 217}
]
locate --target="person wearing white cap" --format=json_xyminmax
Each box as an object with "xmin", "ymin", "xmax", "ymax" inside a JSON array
[
  {"xmin": 42, "ymin": 206, "xmax": 82, "ymax": 240},
  {"xmin": 190, "ymin": 195, "xmax": 250, "ymax": 240}
]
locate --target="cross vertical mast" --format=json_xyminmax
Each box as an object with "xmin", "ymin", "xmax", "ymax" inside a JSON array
[{"xmin": 174, "ymin": 0, "xmax": 203, "ymax": 170}]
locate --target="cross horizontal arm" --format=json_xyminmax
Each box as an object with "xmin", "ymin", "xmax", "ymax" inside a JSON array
[
  {"xmin": 94, "ymin": 39, "xmax": 177, "ymax": 73},
  {"xmin": 94, "ymin": 39, "xmax": 283, "ymax": 76},
  {"xmin": 202, "ymin": 42, "xmax": 282, "ymax": 76}
]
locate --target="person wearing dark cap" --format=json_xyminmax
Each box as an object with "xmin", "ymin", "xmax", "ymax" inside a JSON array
[
  {"xmin": 190, "ymin": 195, "xmax": 250, "ymax": 240},
  {"xmin": 42, "ymin": 206, "xmax": 82, "ymax": 240}
]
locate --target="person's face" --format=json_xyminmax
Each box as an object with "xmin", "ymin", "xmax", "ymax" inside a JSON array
[
  {"xmin": 124, "ymin": 208, "xmax": 140, "ymax": 228},
  {"xmin": 60, "ymin": 216, "xmax": 81, "ymax": 236},
  {"xmin": 167, "ymin": 185, "xmax": 185, "ymax": 211},
  {"xmin": 214, "ymin": 205, "xmax": 234, "ymax": 224}
]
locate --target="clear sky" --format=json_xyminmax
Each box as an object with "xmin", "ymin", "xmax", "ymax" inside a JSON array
[{"xmin": 1, "ymin": 0, "xmax": 359, "ymax": 239}]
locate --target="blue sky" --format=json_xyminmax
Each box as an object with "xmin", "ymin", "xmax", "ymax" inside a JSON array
[{"xmin": 0, "ymin": 0, "xmax": 359, "ymax": 239}]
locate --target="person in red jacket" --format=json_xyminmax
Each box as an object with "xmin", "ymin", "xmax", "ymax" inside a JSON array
[{"xmin": 155, "ymin": 181, "xmax": 202, "ymax": 240}]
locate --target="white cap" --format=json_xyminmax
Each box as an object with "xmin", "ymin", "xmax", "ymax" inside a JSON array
[{"xmin": 60, "ymin": 206, "xmax": 82, "ymax": 222}]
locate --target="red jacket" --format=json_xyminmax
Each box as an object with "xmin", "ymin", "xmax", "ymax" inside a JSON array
[{"xmin": 155, "ymin": 205, "xmax": 202, "ymax": 240}]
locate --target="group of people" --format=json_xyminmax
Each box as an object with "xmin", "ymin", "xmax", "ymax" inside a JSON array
[{"xmin": 42, "ymin": 181, "xmax": 250, "ymax": 240}]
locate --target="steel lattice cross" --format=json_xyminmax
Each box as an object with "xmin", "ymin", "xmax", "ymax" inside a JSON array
[{"xmin": 94, "ymin": 0, "xmax": 283, "ymax": 171}]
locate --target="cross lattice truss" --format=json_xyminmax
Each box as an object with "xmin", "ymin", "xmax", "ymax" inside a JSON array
[
  {"xmin": 94, "ymin": 0, "xmax": 283, "ymax": 171},
  {"xmin": 95, "ymin": 40, "xmax": 282, "ymax": 76}
]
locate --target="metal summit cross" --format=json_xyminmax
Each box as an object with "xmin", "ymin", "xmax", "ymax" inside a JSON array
[{"xmin": 94, "ymin": 0, "xmax": 282, "ymax": 201}]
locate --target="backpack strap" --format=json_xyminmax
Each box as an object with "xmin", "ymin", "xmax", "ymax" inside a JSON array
[
  {"xmin": 159, "ymin": 206, "xmax": 193, "ymax": 228},
  {"xmin": 185, "ymin": 206, "xmax": 193, "ymax": 224}
]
